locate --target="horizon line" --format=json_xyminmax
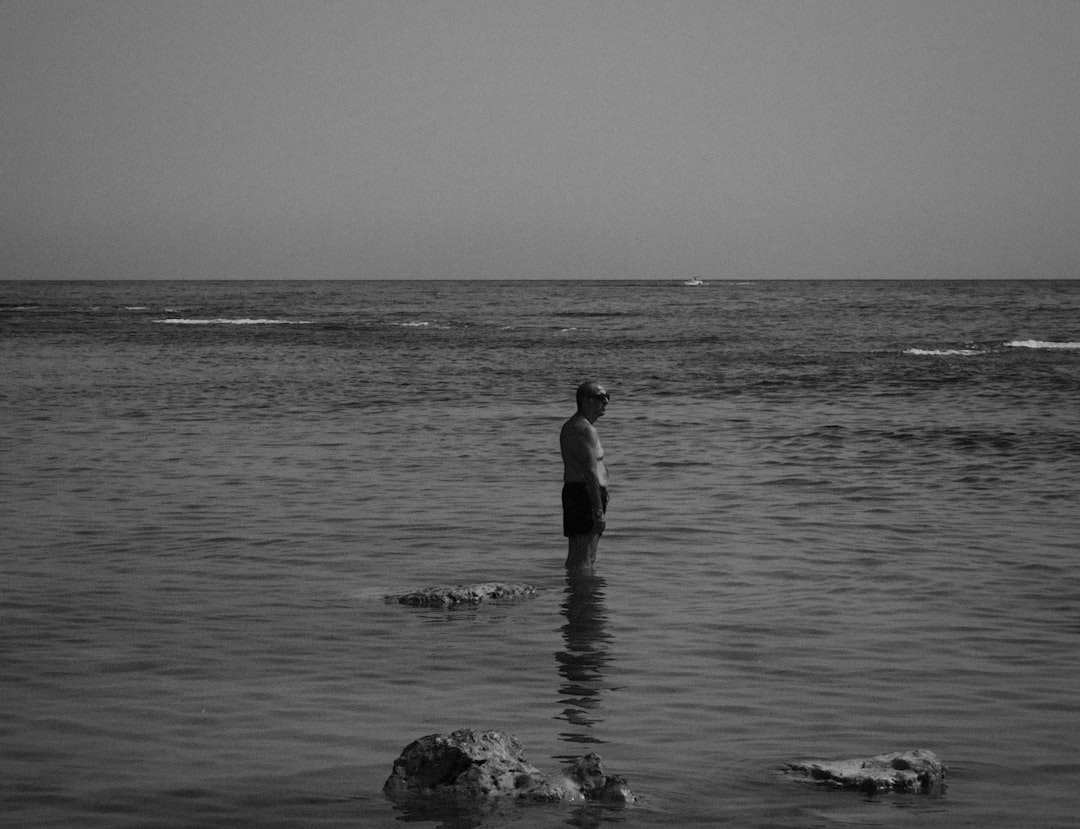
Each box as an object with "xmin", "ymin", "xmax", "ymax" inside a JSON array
[{"xmin": 3, "ymin": 275, "xmax": 1078, "ymax": 283}]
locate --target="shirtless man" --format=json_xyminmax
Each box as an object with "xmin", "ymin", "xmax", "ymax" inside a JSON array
[{"xmin": 560, "ymin": 381, "xmax": 610, "ymax": 572}]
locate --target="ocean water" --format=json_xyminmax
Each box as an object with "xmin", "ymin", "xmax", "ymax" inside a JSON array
[{"xmin": 1, "ymin": 279, "xmax": 1078, "ymax": 828}]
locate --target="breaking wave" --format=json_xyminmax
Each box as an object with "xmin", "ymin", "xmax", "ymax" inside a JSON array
[
  {"xmin": 1006, "ymin": 340, "xmax": 1080, "ymax": 350},
  {"xmin": 153, "ymin": 318, "xmax": 313, "ymax": 325},
  {"xmin": 905, "ymin": 340, "xmax": 1080, "ymax": 356},
  {"xmin": 903, "ymin": 347, "xmax": 985, "ymax": 357}
]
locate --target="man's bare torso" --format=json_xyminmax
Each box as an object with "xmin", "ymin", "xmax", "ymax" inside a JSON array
[{"xmin": 560, "ymin": 413, "xmax": 608, "ymax": 486}]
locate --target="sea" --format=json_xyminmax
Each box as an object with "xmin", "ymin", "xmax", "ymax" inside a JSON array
[{"xmin": 1, "ymin": 279, "xmax": 1078, "ymax": 829}]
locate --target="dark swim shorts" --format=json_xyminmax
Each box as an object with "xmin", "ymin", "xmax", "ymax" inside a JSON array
[{"xmin": 562, "ymin": 482, "xmax": 608, "ymax": 538}]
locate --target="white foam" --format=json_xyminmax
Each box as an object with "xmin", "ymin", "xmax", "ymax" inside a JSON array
[
  {"xmin": 904, "ymin": 347, "xmax": 983, "ymax": 356},
  {"xmin": 1006, "ymin": 340, "xmax": 1080, "ymax": 350},
  {"xmin": 396, "ymin": 320, "xmax": 451, "ymax": 330},
  {"xmin": 153, "ymin": 318, "xmax": 313, "ymax": 325}
]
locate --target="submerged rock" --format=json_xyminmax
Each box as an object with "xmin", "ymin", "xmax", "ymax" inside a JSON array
[
  {"xmin": 781, "ymin": 749, "xmax": 946, "ymax": 794},
  {"xmin": 391, "ymin": 582, "xmax": 539, "ymax": 607},
  {"xmin": 383, "ymin": 729, "xmax": 633, "ymax": 804}
]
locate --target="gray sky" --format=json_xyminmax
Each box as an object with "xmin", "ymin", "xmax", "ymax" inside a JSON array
[{"xmin": 3, "ymin": 1, "xmax": 1078, "ymax": 280}]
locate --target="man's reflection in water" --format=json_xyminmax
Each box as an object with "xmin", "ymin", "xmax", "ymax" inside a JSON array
[{"xmin": 554, "ymin": 570, "xmax": 613, "ymax": 762}]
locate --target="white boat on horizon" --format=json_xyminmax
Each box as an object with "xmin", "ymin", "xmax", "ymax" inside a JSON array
[{"xmin": 683, "ymin": 278, "xmax": 705, "ymax": 286}]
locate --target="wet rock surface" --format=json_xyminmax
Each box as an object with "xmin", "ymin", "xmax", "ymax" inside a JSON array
[
  {"xmin": 383, "ymin": 729, "xmax": 634, "ymax": 804},
  {"xmin": 391, "ymin": 582, "xmax": 539, "ymax": 607},
  {"xmin": 781, "ymin": 749, "xmax": 946, "ymax": 794}
]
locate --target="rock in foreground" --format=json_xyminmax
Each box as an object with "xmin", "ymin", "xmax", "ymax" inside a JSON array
[
  {"xmin": 392, "ymin": 582, "xmax": 538, "ymax": 607},
  {"xmin": 781, "ymin": 749, "xmax": 946, "ymax": 794},
  {"xmin": 383, "ymin": 729, "xmax": 633, "ymax": 804}
]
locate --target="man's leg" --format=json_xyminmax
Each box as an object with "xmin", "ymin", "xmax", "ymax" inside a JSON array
[{"xmin": 566, "ymin": 533, "xmax": 598, "ymax": 573}]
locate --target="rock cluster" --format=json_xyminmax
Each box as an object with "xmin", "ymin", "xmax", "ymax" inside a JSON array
[
  {"xmin": 391, "ymin": 582, "xmax": 539, "ymax": 607},
  {"xmin": 383, "ymin": 729, "xmax": 633, "ymax": 804},
  {"xmin": 781, "ymin": 749, "xmax": 946, "ymax": 794},
  {"xmin": 382, "ymin": 582, "xmax": 949, "ymax": 806}
]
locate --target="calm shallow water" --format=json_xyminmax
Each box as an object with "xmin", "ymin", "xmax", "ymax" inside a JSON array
[{"xmin": 2, "ymin": 279, "xmax": 1079, "ymax": 827}]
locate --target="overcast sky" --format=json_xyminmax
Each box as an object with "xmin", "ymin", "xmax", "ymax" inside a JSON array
[{"xmin": 3, "ymin": 1, "xmax": 1078, "ymax": 280}]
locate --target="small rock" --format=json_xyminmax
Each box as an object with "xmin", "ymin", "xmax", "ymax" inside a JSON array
[
  {"xmin": 391, "ymin": 582, "xmax": 539, "ymax": 607},
  {"xmin": 562, "ymin": 753, "xmax": 635, "ymax": 803},
  {"xmin": 781, "ymin": 749, "xmax": 946, "ymax": 794}
]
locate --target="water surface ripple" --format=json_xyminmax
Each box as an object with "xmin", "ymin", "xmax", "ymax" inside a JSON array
[{"xmin": 2, "ymin": 279, "xmax": 1078, "ymax": 827}]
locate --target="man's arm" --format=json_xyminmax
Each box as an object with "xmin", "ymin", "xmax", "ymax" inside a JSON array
[
  {"xmin": 578, "ymin": 426, "xmax": 606, "ymax": 525},
  {"xmin": 562, "ymin": 418, "xmax": 605, "ymax": 523}
]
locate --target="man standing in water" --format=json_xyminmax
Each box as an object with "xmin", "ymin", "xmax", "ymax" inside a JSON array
[{"xmin": 561, "ymin": 381, "xmax": 610, "ymax": 572}]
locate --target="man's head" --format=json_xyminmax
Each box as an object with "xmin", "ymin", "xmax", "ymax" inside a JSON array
[{"xmin": 575, "ymin": 381, "xmax": 610, "ymax": 418}]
